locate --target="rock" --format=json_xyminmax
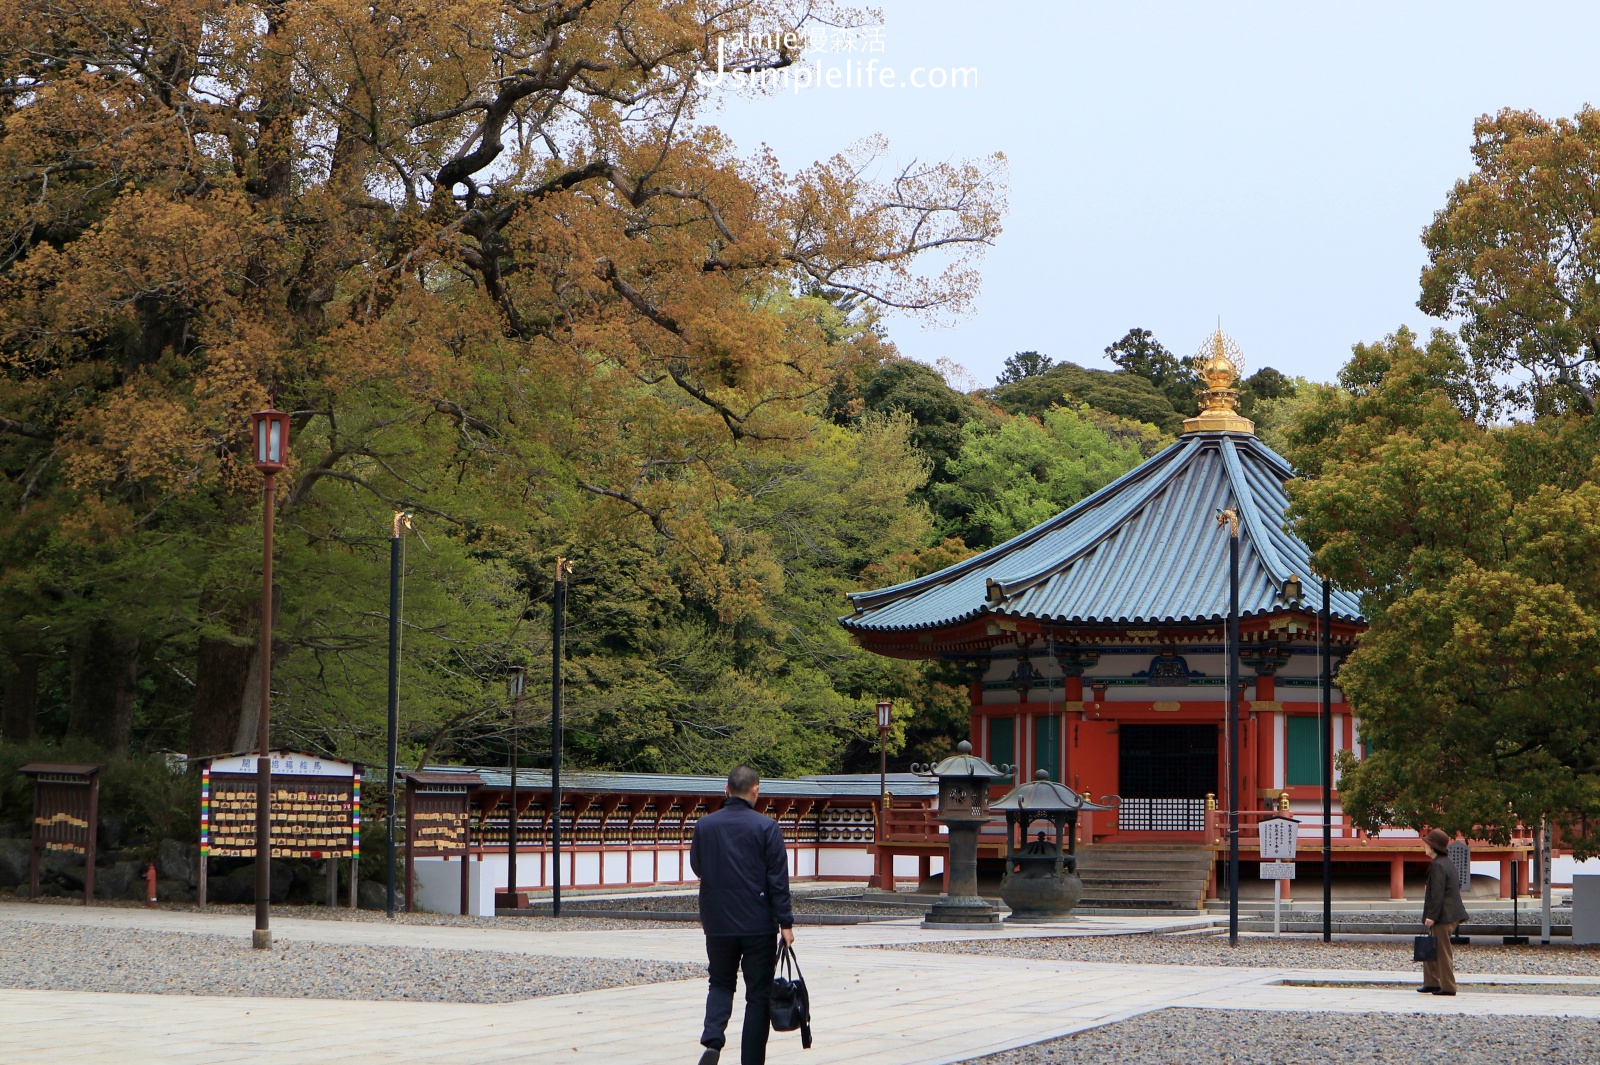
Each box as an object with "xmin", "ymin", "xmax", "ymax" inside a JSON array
[
  {"xmin": 93, "ymin": 860, "xmax": 142, "ymax": 901},
  {"xmin": 50, "ymin": 861, "xmax": 87, "ymax": 893},
  {"xmin": 207, "ymin": 859, "xmax": 292, "ymax": 904},
  {"xmin": 0, "ymin": 838, "xmax": 29, "ymax": 888},
  {"xmin": 288, "ymin": 862, "xmax": 316, "ymax": 904},
  {"xmin": 156, "ymin": 877, "xmax": 195, "ymax": 903},
  {"xmin": 155, "ymin": 840, "xmax": 199, "ymax": 888},
  {"xmin": 358, "ymin": 879, "xmax": 387, "ymax": 910}
]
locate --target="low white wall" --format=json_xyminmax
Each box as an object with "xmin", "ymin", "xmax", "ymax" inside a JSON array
[{"xmin": 411, "ymin": 843, "xmax": 876, "ymax": 914}]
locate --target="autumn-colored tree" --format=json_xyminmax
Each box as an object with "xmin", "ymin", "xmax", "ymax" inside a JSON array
[
  {"xmin": 0, "ymin": 0, "xmax": 1005, "ymax": 770},
  {"xmin": 1420, "ymin": 106, "xmax": 1600, "ymax": 415}
]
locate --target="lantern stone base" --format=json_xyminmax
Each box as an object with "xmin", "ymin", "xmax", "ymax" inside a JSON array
[{"xmin": 921, "ymin": 894, "xmax": 1002, "ymax": 929}]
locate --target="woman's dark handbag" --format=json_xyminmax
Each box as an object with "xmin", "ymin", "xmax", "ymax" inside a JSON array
[
  {"xmin": 1413, "ymin": 933, "xmax": 1438, "ymax": 962},
  {"xmin": 770, "ymin": 939, "xmax": 812, "ymax": 1049}
]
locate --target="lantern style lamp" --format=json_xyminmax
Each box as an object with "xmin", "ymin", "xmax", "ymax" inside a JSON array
[
  {"xmin": 251, "ymin": 407, "xmax": 291, "ymax": 473},
  {"xmin": 991, "ymin": 770, "xmax": 1116, "ymax": 921},
  {"xmin": 911, "ymin": 740, "xmax": 1012, "ymax": 928},
  {"xmin": 247, "ymin": 405, "xmax": 290, "ymax": 950}
]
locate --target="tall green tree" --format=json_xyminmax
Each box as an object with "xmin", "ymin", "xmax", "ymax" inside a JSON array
[
  {"xmin": 1104, "ymin": 328, "xmax": 1197, "ymax": 415},
  {"xmin": 997, "ymin": 350, "xmax": 1055, "ymax": 384},
  {"xmin": 988, "ymin": 360, "xmax": 1184, "ymax": 435},
  {"xmin": 1286, "ymin": 326, "xmax": 1600, "ymax": 854},
  {"xmin": 934, "ymin": 405, "xmax": 1148, "ymax": 548}
]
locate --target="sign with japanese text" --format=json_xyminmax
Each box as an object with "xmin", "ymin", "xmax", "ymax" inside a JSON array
[{"xmin": 1259, "ymin": 816, "xmax": 1299, "ymax": 860}]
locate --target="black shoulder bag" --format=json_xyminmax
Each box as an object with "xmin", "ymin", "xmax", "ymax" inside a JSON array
[{"xmin": 770, "ymin": 939, "xmax": 812, "ymax": 1049}]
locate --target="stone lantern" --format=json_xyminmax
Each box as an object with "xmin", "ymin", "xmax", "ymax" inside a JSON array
[
  {"xmin": 911, "ymin": 740, "xmax": 1012, "ymax": 928},
  {"xmin": 991, "ymin": 770, "xmax": 1115, "ymax": 922}
]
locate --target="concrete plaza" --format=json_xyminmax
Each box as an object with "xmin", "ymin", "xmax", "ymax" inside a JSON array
[{"xmin": 3, "ymin": 901, "xmax": 1599, "ymax": 1064}]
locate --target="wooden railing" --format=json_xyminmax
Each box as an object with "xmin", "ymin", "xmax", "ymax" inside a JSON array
[{"xmin": 1202, "ymin": 808, "xmax": 1534, "ymax": 852}]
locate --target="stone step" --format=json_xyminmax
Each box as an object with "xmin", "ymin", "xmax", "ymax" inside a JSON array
[
  {"xmin": 1080, "ymin": 878, "xmax": 1208, "ymax": 891},
  {"xmin": 1078, "ymin": 858, "xmax": 1214, "ymax": 871}
]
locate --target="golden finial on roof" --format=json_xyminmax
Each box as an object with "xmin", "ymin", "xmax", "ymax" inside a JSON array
[{"xmin": 1182, "ymin": 326, "xmax": 1255, "ymax": 435}]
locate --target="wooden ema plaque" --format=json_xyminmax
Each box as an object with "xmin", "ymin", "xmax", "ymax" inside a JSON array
[
  {"xmin": 20, "ymin": 762, "xmax": 103, "ymax": 904},
  {"xmin": 401, "ymin": 771, "xmax": 482, "ymax": 915},
  {"xmin": 201, "ymin": 755, "xmax": 361, "ymax": 860}
]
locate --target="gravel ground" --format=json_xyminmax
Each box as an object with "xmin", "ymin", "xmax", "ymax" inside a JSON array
[
  {"xmin": 0, "ymin": 921, "xmax": 700, "ymax": 1002},
  {"xmin": 0, "ymin": 896, "xmax": 683, "ymax": 931},
  {"xmin": 546, "ymin": 892, "xmax": 932, "ymax": 918},
  {"xmin": 892, "ymin": 932, "xmax": 1600, "ymax": 976},
  {"xmin": 1252, "ymin": 909, "xmax": 1572, "ymax": 926},
  {"xmin": 957, "ymin": 1010, "xmax": 1600, "ymax": 1064}
]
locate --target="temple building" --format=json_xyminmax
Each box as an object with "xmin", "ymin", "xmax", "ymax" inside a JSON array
[{"xmin": 844, "ymin": 331, "xmax": 1532, "ymax": 903}]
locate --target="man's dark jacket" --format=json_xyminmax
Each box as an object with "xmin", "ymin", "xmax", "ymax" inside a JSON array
[
  {"xmin": 690, "ymin": 795, "xmax": 795, "ymax": 936},
  {"xmin": 1423, "ymin": 854, "xmax": 1470, "ymax": 925}
]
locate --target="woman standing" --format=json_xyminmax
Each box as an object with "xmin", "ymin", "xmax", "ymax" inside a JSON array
[{"xmin": 1420, "ymin": 828, "xmax": 1469, "ymax": 995}]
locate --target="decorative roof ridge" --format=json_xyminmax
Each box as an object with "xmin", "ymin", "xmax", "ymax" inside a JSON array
[
  {"xmin": 845, "ymin": 435, "xmax": 1200, "ymax": 613},
  {"xmin": 1219, "ymin": 436, "xmax": 1291, "ymax": 585},
  {"xmin": 985, "ymin": 434, "xmax": 1210, "ymax": 603}
]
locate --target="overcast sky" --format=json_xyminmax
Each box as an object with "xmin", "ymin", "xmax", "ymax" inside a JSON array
[{"xmin": 705, "ymin": 1, "xmax": 1600, "ymax": 388}]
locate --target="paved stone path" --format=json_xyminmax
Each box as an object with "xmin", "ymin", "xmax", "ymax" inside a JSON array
[{"xmin": 5, "ymin": 902, "xmax": 1600, "ymax": 1064}]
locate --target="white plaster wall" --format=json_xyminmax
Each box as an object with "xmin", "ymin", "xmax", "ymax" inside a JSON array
[{"xmin": 817, "ymin": 848, "xmax": 874, "ymax": 877}]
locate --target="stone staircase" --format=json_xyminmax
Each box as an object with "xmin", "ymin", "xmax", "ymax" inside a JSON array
[{"xmin": 1074, "ymin": 844, "xmax": 1215, "ymax": 912}]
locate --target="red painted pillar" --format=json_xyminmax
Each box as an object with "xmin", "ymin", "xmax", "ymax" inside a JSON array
[
  {"xmin": 1499, "ymin": 856, "xmax": 1512, "ymax": 899},
  {"xmin": 1389, "ymin": 854, "xmax": 1405, "ymax": 900}
]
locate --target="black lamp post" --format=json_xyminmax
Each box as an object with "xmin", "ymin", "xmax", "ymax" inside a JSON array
[
  {"xmin": 876, "ymin": 699, "xmax": 892, "ymax": 833},
  {"xmin": 1321, "ymin": 577, "xmax": 1333, "ymax": 942},
  {"xmin": 1216, "ymin": 507, "xmax": 1241, "ymax": 947},
  {"xmin": 249, "ymin": 406, "xmax": 289, "ymax": 950},
  {"xmin": 505, "ymin": 665, "xmax": 526, "ymax": 911},
  {"xmin": 385, "ymin": 509, "xmax": 410, "ymax": 919},
  {"xmin": 551, "ymin": 558, "xmax": 571, "ymax": 917},
  {"xmin": 912, "ymin": 740, "xmax": 1012, "ymax": 928}
]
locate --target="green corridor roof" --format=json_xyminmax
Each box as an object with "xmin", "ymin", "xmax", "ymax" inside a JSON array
[{"xmin": 841, "ymin": 431, "xmax": 1363, "ymax": 632}]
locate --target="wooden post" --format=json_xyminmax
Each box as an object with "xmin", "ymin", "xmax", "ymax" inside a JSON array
[
  {"xmin": 1389, "ymin": 854, "xmax": 1405, "ymax": 900},
  {"xmin": 1499, "ymin": 856, "xmax": 1512, "ymax": 899},
  {"xmin": 83, "ymin": 774, "xmax": 98, "ymax": 905},
  {"xmin": 326, "ymin": 856, "xmax": 337, "ymax": 908},
  {"xmin": 197, "ymin": 851, "xmax": 208, "ymax": 910},
  {"xmin": 404, "ymin": 782, "xmax": 415, "ymax": 913},
  {"xmin": 27, "ymin": 775, "xmax": 39, "ymax": 900}
]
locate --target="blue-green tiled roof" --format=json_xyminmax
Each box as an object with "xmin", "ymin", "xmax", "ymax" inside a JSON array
[{"xmin": 841, "ymin": 431, "xmax": 1362, "ymax": 632}]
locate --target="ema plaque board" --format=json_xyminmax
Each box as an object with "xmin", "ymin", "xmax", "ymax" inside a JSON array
[{"xmin": 200, "ymin": 752, "xmax": 361, "ymax": 860}]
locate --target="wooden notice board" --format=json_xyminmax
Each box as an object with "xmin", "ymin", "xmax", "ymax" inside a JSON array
[
  {"xmin": 20, "ymin": 762, "xmax": 103, "ymax": 905},
  {"xmin": 402, "ymin": 771, "xmax": 482, "ymax": 914}
]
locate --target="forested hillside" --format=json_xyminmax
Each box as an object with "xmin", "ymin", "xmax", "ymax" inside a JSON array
[{"xmin": 0, "ymin": 0, "xmax": 1295, "ymax": 777}]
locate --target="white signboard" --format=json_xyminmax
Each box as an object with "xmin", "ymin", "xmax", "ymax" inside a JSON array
[
  {"xmin": 210, "ymin": 751, "xmax": 356, "ymax": 778},
  {"xmin": 1260, "ymin": 861, "xmax": 1297, "ymax": 880},
  {"xmin": 1259, "ymin": 816, "xmax": 1299, "ymax": 860}
]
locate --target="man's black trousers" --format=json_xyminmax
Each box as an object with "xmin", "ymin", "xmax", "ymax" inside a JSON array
[{"xmin": 700, "ymin": 933, "xmax": 778, "ymax": 1064}]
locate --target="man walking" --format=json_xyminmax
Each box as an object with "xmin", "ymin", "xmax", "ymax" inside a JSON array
[{"xmin": 690, "ymin": 766, "xmax": 795, "ymax": 1065}]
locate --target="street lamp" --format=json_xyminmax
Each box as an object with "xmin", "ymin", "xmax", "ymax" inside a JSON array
[
  {"xmin": 1216, "ymin": 507, "xmax": 1241, "ymax": 947},
  {"xmin": 249, "ymin": 406, "xmax": 290, "ymax": 950},
  {"xmin": 505, "ymin": 665, "xmax": 527, "ymax": 912},
  {"xmin": 876, "ymin": 699, "xmax": 892, "ymax": 805}
]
